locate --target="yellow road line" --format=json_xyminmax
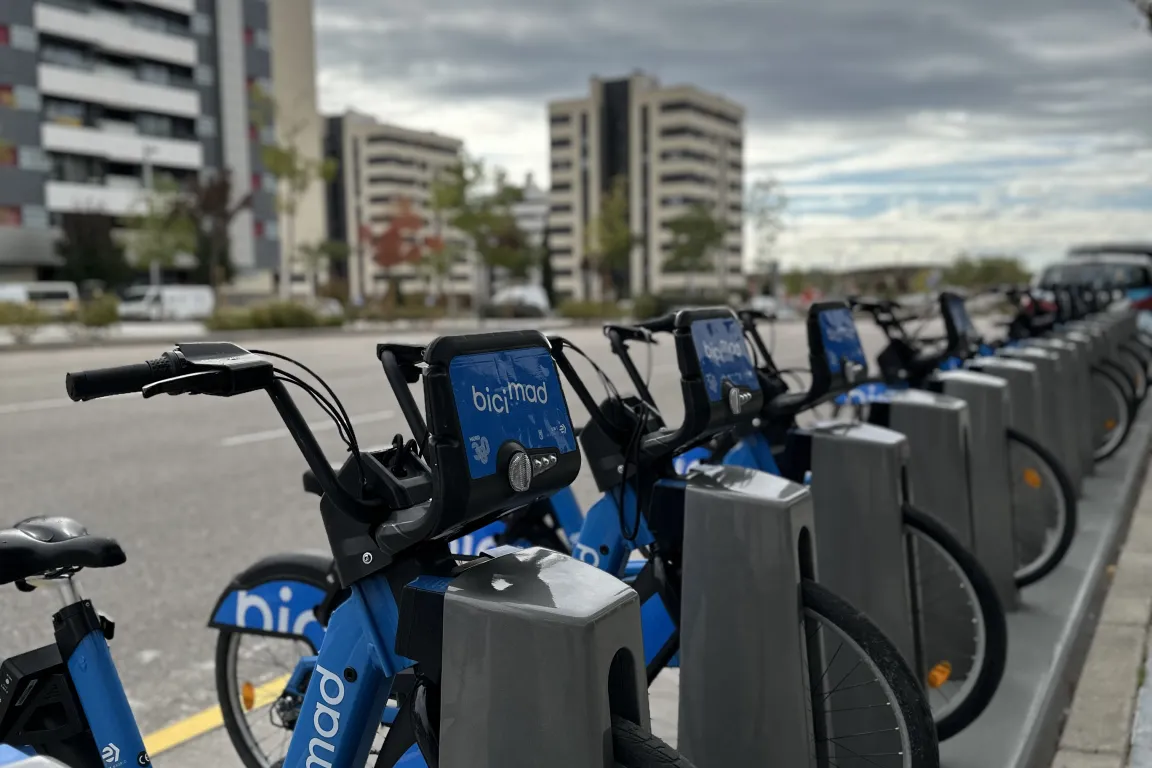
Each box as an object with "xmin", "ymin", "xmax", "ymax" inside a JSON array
[{"xmin": 144, "ymin": 674, "xmax": 291, "ymax": 757}]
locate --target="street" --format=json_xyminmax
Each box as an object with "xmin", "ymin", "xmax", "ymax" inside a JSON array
[{"xmin": 0, "ymin": 318, "xmax": 898, "ymax": 760}]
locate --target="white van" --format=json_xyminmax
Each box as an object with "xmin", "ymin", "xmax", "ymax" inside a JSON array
[
  {"xmin": 0, "ymin": 282, "xmax": 79, "ymax": 317},
  {"xmin": 118, "ymin": 285, "xmax": 215, "ymax": 321}
]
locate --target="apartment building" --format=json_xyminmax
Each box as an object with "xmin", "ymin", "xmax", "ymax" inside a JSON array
[
  {"xmin": 325, "ymin": 112, "xmax": 468, "ymax": 304},
  {"xmin": 547, "ymin": 72, "xmax": 745, "ymax": 301},
  {"xmin": 0, "ymin": 0, "xmax": 313, "ymax": 289}
]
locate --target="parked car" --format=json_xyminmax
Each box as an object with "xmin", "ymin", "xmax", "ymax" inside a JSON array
[
  {"xmin": 0, "ymin": 281, "xmax": 79, "ymax": 317},
  {"xmin": 118, "ymin": 284, "xmax": 215, "ymax": 321}
]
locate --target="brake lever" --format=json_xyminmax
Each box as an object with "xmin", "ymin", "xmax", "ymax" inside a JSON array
[{"xmin": 142, "ymin": 371, "xmax": 225, "ymax": 398}]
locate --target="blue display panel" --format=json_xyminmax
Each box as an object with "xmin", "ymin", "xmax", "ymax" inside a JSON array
[
  {"xmin": 818, "ymin": 308, "xmax": 868, "ymax": 374},
  {"xmin": 690, "ymin": 317, "xmax": 761, "ymax": 402},
  {"xmin": 449, "ymin": 347, "xmax": 577, "ymax": 479}
]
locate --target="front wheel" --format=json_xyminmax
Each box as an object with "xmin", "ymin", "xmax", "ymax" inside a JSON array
[
  {"xmin": 802, "ymin": 579, "xmax": 940, "ymax": 768},
  {"xmin": 1091, "ymin": 367, "xmax": 1133, "ymax": 461},
  {"xmin": 612, "ymin": 716, "xmax": 696, "ymax": 767},
  {"xmin": 903, "ymin": 506, "xmax": 1009, "ymax": 741},
  {"xmin": 1006, "ymin": 428, "xmax": 1078, "ymax": 587}
]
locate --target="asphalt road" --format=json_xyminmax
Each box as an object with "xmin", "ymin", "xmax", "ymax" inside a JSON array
[{"xmin": 0, "ymin": 317, "xmax": 902, "ymax": 758}]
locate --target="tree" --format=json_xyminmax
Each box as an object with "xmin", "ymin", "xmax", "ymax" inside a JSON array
[
  {"xmin": 539, "ymin": 224, "xmax": 557, "ymax": 310},
  {"xmin": 430, "ymin": 157, "xmax": 530, "ymax": 312},
  {"xmin": 251, "ymin": 84, "xmax": 338, "ymax": 298},
  {"xmin": 175, "ymin": 169, "xmax": 252, "ymax": 299},
  {"xmin": 585, "ymin": 175, "xmax": 635, "ymax": 299},
  {"xmin": 130, "ymin": 180, "xmax": 197, "ymax": 277},
  {"xmin": 663, "ymin": 203, "xmax": 727, "ymax": 278},
  {"xmin": 55, "ymin": 212, "xmax": 131, "ymax": 289},
  {"xmin": 299, "ymin": 241, "xmax": 350, "ymax": 293},
  {"xmin": 944, "ymin": 255, "xmax": 1031, "ymax": 289},
  {"xmin": 748, "ymin": 178, "xmax": 788, "ymax": 277}
]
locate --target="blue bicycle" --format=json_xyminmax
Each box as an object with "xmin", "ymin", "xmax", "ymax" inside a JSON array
[
  {"xmin": 219, "ymin": 308, "xmax": 941, "ymax": 768},
  {"xmin": 1, "ymin": 332, "xmax": 690, "ymax": 767}
]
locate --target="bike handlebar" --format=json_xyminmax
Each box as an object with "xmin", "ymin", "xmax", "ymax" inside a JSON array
[{"xmin": 65, "ymin": 353, "xmax": 183, "ymax": 402}]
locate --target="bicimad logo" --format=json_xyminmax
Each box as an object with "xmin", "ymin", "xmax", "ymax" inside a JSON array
[
  {"xmin": 701, "ymin": 338, "xmax": 749, "ymax": 365},
  {"xmin": 234, "ymin": 585, "xmax": 319, "ymax": 637},
  {"xmin": 306, "ymin": 665, "xmax": 345, "ymax": 768},
  {"xmin": 471, "ymin": 381, "xmax": 549, "ymax": 414}
]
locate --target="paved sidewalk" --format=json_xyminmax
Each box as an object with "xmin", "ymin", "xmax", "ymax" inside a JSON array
[{"xmin": 1052, "ymin": 471, "xmax": 1152, "ymax": 768}]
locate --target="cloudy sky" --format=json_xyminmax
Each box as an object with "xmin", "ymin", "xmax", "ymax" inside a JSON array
[{"xmin": 312, "ymin": 0, "xmax": 1152, "ymax": 272}]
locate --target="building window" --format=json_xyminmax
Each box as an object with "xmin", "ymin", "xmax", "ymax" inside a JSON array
[
  {"xmin": 550, "ymin": 203, "xmax": 572, "ymax": 213},
  {"xmin": 552, "ymin": 182, "xmax": 571, "ymax": 192},
  {"xmin": 1, "ymin": 85, "xmax": 17, "ymax": 109},
  {"xmin": 254, "ymin": 29, "xmax": 271, "ymax": 50},
  {"xmin": 551, "ymin": 159, "xmax": 572, "ymax": 171},
  {"xmin": 244, "ymin": 27, "xmax": 255, "ymax": 45},
  {"xmin": 14, "ymin": 85, "xmax": 39, "ymax": 111},
  {"xmin": 192, "ymin": 13, "xmax": 212, "ymax": 35},
  {"xmin": 0, "ymin": 143, "xmax": 15, "ymax": 167},
  {"xmin": 550, "ymin": 114, "xmax": 571, "ymax": 125},
  {"xmin": 10, "ymin": 25, "xmax": 37, "ymax": 52},
  {"xmin": 197, "ymin": 115, "xmax": 217, "ymax": 138},
  {"xmin": 195, "ymin": 65, "xmax": 215, "ymax": 86},
  {"xmin": 0, "ymin": 25, "xmax": 9, "ymax": 47},
  {"xmin": 22, "ymin": 205, "xmax": 48, "ymax": 229},
  {"xmin": 19, "ymin": 146, "xmax": 49, "ymax": 172},
  {"xmin": 548, "ymin": 226, "xmax": 572, "ymax": 235},
  {"xmin": 265, "ymin": 220, "xmax": 279, "ymax": 240},
  {"xmin": 0, "ymin": 207, "xmax": 21, "ymax": 226},
  {"xmin": 550, "ymin": 138, "xmax": 571, "ymax": 149}
]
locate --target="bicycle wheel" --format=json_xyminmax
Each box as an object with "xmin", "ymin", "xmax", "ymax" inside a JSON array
[
  {"xmin": 1005, "ymin": 428, "xmax": 1078, "ymax": 587},
  {"xmin": 1101, "ymin": 360, "xmax": 1138, "ymax": 409},
  {"xmin": 1091, "ymin": 367, "xmax": 1133, "ymax": 461},
  {"xmin": 902, "ymin": 507, "xmax": 1008, "ymax": 741},
  {"xmin": 1119, "ymin": 346, "xmax": 1148, "ymax": 402},
  {"xmin": 612, "ymin": 716, "xmax": 697, "ymax": 767},
  {"xmin": 803, "ymin": 579, "xmax": 940, "ymax": 768}
]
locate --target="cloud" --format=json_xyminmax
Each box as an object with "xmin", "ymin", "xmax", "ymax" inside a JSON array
[{"xmin": 313, "ymin": 0, "xmax": 1152, "ymax": 272}]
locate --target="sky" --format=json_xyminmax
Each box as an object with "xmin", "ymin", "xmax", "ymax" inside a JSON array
[{"xmin": 311, "ymin": 0, "xmax": 1152, "ymax": 273}]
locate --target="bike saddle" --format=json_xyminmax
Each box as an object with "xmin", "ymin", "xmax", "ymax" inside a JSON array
[{"xmin": 0, "ymin": 517, "xmax": 126, "ymax": 585}]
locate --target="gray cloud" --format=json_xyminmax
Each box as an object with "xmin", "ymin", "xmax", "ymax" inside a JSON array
[{"xmin": 315, "ymin": 0, "xmax": 1151, "ymax": 136}]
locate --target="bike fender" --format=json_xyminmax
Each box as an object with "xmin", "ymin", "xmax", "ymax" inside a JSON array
[{"xmin": 207, "ymin": 550, "xmax": 333, "ymax": 650}]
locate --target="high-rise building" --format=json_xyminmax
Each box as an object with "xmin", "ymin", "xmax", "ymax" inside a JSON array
[
  {"xmin": 324, "ymin": 112, "xmax": 470, "ymax": 304},
  {"xmin": 0, "ymin": 0, "xmax": 319, "ymax": 290},
  {"xmin": 547, "ymin": 72, "xmax": 745, "ymax": 301}
]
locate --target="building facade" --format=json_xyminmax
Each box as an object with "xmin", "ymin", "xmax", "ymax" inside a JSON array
[
  {"xmin": 547, "ymin": 72, "xmax": 745, "ymax": 301},
  {"xmin": 0, "ymin": 0, "xmax": 306, "ymax": 288},
  {"xmin": 325, "ymin": 112, "xmax": 470, "ymax": 305}
]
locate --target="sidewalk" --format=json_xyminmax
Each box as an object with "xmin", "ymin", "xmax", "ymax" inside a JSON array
[
  {"xmin": 1053, "ymin": 470, "xmax": 1152, "ymax": 768},
  {"xmin": 0, "ymin": 317, "xmax": 577, "ymax": 352}
]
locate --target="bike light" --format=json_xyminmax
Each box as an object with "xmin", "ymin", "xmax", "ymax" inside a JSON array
[{"xmin": 508, "ymin": 451, "xmax": 532, "ymax": 492}]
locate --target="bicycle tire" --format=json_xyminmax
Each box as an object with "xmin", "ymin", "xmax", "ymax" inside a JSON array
[
  {"xmin": 802, "ymin": 579, "xmax": 940, "ymax": 768},
  {"xmin": 612, "ymin": 716, "xmax": 697, "ymax": 767},
  {"xmin": 1101, "ymin": 359, "xmax": 1138, "ymax": 409},
  {"xmin": 902, "ymin": 506, "xmax": 1008, "ymax": 741},
  {"xmin": 1119, "ymin": 346, "xmax": 1148, "ymax": 402},
  {"xmin": 1091, "ymin": 367, "xmax": 1133, "ymax": 461},
  {"xmin": 1005, "ymin": 428, "xmax": 1078, "ymax": 587}
]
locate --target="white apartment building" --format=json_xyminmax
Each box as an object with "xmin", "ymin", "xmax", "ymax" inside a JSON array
[
  {"xmin": 547, "ymin": 72, "xmax": 745, "ymax": 301},
  {"xmin": 325, "ymin": 112, "xmax": 469, "ymax": 305},
  {"xmin": 0, "ymin": 0, "xmax": 321, "ymax": 292}
]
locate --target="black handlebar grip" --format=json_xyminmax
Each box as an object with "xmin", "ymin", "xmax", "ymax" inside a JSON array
[
  {"xmin": 65, "ymin": 356, "xmax": 175, "ymax": 402},
  {"xmin": 636, "ymin": 313, "xmax": 676, "ymax": 334}
]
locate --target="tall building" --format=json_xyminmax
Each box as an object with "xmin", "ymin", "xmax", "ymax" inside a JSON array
[
  {"xmin": 547, "ymin": 72, "xmax": 745, "ymax": 301},
  {"xmin": 325, "ymin": 112, "xmax": 469, "ymax": 304},
  {"xmin": 0, "ymin": 0, "xmax": 319, "ymax": 290}
]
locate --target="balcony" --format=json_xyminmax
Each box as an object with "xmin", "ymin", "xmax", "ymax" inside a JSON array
[
  {"xmin": 46, "ymin": 181, "xmax": 150, "ymax": 216},
  {"xmin": 136, "ymin": 0, "xmax": 196, "ymax": 14},
  {"xmin": 35, "ymin": 4, "xmax": 197, "ymax": 67},
  {"xmin": 39, "ymin": 64, "xmax": 199, "ymax": 118},
  {"xmin": 42, "ymin": 123, "xmax": 203, "ymax": 170}
]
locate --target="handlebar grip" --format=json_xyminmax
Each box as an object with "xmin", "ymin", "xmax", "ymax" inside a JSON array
[
  {"xmin": 636, "ymin": 313, "xmax": 676, "ymax": 334},
  {"xmin": 65, "ymin": 356, "xmax": 175, "ymax": 402}
]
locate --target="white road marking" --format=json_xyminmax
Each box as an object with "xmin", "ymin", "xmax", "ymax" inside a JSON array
[
  {"xmin": 220, "ymin": 409, "xmax": 397, "ymax": 447},
  {"xmin": 0, "ymin": 398, "xmax": 74, "ymax": 416}
]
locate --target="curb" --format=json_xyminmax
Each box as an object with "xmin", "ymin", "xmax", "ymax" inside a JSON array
[
  {"xmin": 0, "ymin": 318, "xmax": 577, "ymax": 354},
  {"xmin": 939, "ymin": 403, "xmax": 1152, "ymax": 768}
]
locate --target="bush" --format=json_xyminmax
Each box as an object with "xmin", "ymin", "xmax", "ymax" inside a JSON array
[
  {"xmin": 0, "ymin": 302, "xmax": 47, "ymax": 344},
  {"xmin": 355, "ymin": 302, "xmax": 446, "ymax": 322},
  {"xmin": 204, "ymin": 301, "xmax": 343, "ymax": 331},
  {"xmin": 630, "ymin": 294, "xmax": 662, "ymax": 321},
  {"xmin": 77, "ymin": 295, "xmax": 119, "ymax": 328},
  {"xmin": 557, "ymin": 300, "xmax": 626, "ymax": 321}
]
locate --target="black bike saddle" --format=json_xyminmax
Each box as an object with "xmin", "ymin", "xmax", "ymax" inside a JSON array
[{"xmin": 0, "ymin": 517, "xmax": 125, "ymax": 585}]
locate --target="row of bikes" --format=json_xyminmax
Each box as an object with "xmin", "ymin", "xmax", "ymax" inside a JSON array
[{"xmin": 0, "ymin": 279, "xmax": 1146, "ymax": 767}]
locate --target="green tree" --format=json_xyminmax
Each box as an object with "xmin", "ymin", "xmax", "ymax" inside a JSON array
[
  {"xmin": 538, "ymin": 224, "xmax": 557, "ymax": 310},
  {"xmin": 55, "ymin": 212, "xmax": 131, "ymax": 289},
  {"xmin": 585, "ymin": 175, "xmax": 635, "ymax": 299},
  {"xmin": 664, "ymin": 203, "xmax": 727, "ymax": 279},
  {"xmin": 298, "ymin": 240, "xmax": 350, "ymax": 292},
  {"xmin": 430, "ymin": 156, "xmax": 530, "ymax": 311},
  {"xmin": 944, "ymin": 254, "xmax": 1030, "ymax": 289},
  {"xmin": 782, "ymin": 269, "xmax": 805, "ymax": 296},
  {"xmin": 130, "ymin": 180, "xmax": 197, "ymax": 276},
  {"xmin": 748, "ymin": 178, "xmax": 788, "ymax": 276},
  {"xmin": 251, "ymin": 84, "xmax": 338, "ymax": 298}
]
